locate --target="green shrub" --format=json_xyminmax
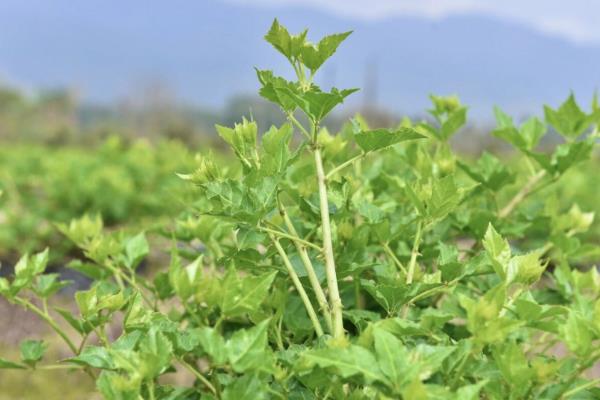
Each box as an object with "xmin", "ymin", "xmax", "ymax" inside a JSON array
[{"xmin": 1, "ymin": 19, "xmax": 599, "ymax": 399}]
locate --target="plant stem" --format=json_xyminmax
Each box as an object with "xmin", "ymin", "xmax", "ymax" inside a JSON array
[
  {"xmin": 15, "ymin": 298, "xmax": 78, "ymax": 354},
  {"xmin": 314, "ymin": 147, "xmax": 344, "ymax": 338},
  {"xmin": 326, "ymin": 152, "xmax": 366, "ymax": 179},
  {"xmin": 499, "ymin": 170, "xmax": 546, "ymax": 218},
  {"xmin": 178, "ymin": 358, "xmax": 218, "ymax": 396},
  {"xmin": 105, "ymin": 262, "xmax": 154, "ymax": 308},
  {"xmin": 562, "ymin": 379, "xmax": 600, "ymax": 399},
  {"xmin": 406, "ymin": 221, "xmax": 423, "ymax": 284},
  {"xmin": 269, "ymin": 233, "xmax": 324, "ymax": 337},
  {"xmin": 258, "ymin": 225, "xmax": 322, "ymax": 251},
  {"xmin": 278, "ymin": 202, "xmax": 332, "ymax": 332},
  {"xmin": 14, "ymin": 297, "xmax": 97, "ymax": 380},
  {"xmin": 287, "ymin": 113, "xmax": 312, "ymax": 141},
  {"xmin": 382, "ymin": 242, "xmax": 407, "ymax": 274},
  {"xmin": 148, "ymin": 380, "xmax": 156, "ymax": 400}
]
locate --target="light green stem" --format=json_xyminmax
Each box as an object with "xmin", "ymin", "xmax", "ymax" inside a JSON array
[
  {"xmin": 314, "ymin": 147, "xmax": 344, "ymax": 338},
  {"xmin": 562, "ymin": 379, "xmax": 600, "ymax": 399},
  {"xmin": 406, "ymin": 221, "xmax": 423, "ymax": 284},
  {"xmin": 499, "ymin": 170, "xmax": 546, "ymax": 218},
  {"xmin": 382, "ymin": 242, "xmax": 407, "ymax": 274},
  {"xmin": 178, "ymin": 358, "xmax": 218, "ymax": 396},
  {"xmin": 279, "ymin": 202, "xmax": 332, "ymax": 332},
  {"xmin": 15, "ymin": 298, "xmax": 78, "ymax": 354},
  {"xmin": 269, "ymin": 233, "xmax": 324, "ymax": 337},
  {"xmin": 258, "ymin": 225, "xmax": 322, "ymax": 251},
  {"xmin": 326, "ymin": 152, "xmax": 366, "ymax": 179}
]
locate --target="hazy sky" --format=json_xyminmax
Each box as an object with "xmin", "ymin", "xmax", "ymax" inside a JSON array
[
  {"xmin": 230, "ymin": 0, "xmax": 600, "ymax": 44},
  {"xmin": 0, "ymin": 0, "xmax": 598, "ymax": 119}
]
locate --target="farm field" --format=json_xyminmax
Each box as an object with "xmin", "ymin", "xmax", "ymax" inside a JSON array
[{"xmin": 1, "ymin": 19, "xmax": 600, "ymax": 400}]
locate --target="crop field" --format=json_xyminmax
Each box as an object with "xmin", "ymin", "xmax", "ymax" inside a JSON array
[{"xmin": 1, "ymin": 20, "xmax": 600, "ymax": 399}]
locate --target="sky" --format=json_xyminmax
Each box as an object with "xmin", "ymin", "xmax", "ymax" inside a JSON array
[
  {"xmin": 0, "ymin": 0, "xmax": 598, "ymax": 120},
  {"xmin": 230, "ymin": 0, "xmax": 600, "ymax": 44}
]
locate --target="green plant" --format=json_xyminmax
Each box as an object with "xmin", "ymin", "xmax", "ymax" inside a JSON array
[{"xmin": 1, "ymin": 19, "xmax": 600, "ymax": 399}]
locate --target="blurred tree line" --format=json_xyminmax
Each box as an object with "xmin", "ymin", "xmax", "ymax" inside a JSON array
[{"xmin": 0, "ymin": 82, "xmax": 549, "ymax": 154}]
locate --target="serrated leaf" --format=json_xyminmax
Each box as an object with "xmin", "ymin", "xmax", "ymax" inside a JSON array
[
  {"xmin": 264, "ymin": 19, "xmax": 307, "ymax": 63},
  {"xmin": 354, "ymin": 126, "xmax": 425, "ymax": 153},
  {"xmin": 544, "ymin": 94, "xmax": 597, "ymax": 138},
  {"xmin": 279, "ymin": 86, "xmax": 358, "ymax": 124},
  {"xmin": 298, "ymin": 344, "xmax": 388, "ymax": 385},
  {"xmin": 301, "ymin": 31, "xmax": 352, "ymax": 73},
  {"xmin": 66, "ymin": 346, "xmax": 115, "ymax": 369},
  {"xmin": 221, "ymin": 270, "xmax": 277, "ymax": 318},
  {"xmin": 226, "ymin": 320, "xmax": 271, "ymax": 373},
  {"xmin": 222, "ymin": 374, "xmax": 269, "ymax": 400}
]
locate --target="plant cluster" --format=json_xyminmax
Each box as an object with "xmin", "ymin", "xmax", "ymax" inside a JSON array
[
  {"xmin": 0, "ymin": 138, "xmax": 197, "ymax": 259},
  {"xmin": 1, "ymin": 20, "xmax": 600, "ymax": 399}
]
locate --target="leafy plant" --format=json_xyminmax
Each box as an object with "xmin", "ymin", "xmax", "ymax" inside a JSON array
[{"xmin": 1, "ymin": 19, "xmax": 600, "ymax": 399}]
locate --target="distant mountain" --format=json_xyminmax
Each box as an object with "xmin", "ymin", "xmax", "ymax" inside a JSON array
[{"xmin": 0, "ymin": 0, "xmax": 599, "ymax": 120}]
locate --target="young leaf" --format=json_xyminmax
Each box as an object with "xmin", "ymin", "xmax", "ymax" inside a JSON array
[
  {"xmin": 123, "ymin": 233, "xmax": 148, "ymax": 270},
  {"xmin": 483, "ymin": 224, "xmax": 511, "ymax": 280},
  {"xmin": 20, "ymin": 340, "xmax": 47, "ymax": 367},
  {"xmin": 264, "ymin": 19, "xmax": 307, "ymax": 63},
  {"xmin": 301, "ymin": 31, "xmax": 352, "ymax": 74},
  {"xmin": 544, "ymin": 94, "xmax": 597, "ymax": 139}
]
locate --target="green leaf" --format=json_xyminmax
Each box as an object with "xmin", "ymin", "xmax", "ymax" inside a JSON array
[
  {"xmin": 0, "ymin": 277, "xmax": 11, "ymax": 297},
  {"xmin": 169, "ymin": 252, "xmax": 203, "ymax": 301},
  {"xmin": 255, "ymin": 69, "xmax": 299, "ymax": 113},
  {"xmin": 12, "ymin": 248, "xmax": 49, "ymax": 293},
  {"xmin": 373, "ymin": 327, "xmax": 412, "ymax": 392},
  {"xmin": 353, "ymin": 125, "xmax": 425, "ymax": 153},
  {"xmin": 195, "ymin": 327, "xmax": 227, "ymax": 365},
  {"xmin": 123, "ymin": 233, "xmax": 149, "ymax": 270},
  {"xmin": 264, "ymin": 19, "xmax": 307, "ymax": 63},
  {"xmin": 544, "ymin": 94, "xmax": 597, "ymax": 138},
  {"xmin": 552, "ymin": 138, "xmax": 594, "ymax": 173},
  {"xmin": 506, "ymin": 250, "xmax": 545, "ymax": 285},
  {"xmin": 457, "ymin": 152, "xmax": 514, "ymax": 191},
  {"xmin": 138, "ymin": 328, "xmax": 173, "ymax": 379},
  {"xmin": 492, "ymin": 342, "xmax": 534, "ymax": 390},
  {"xmin": 0, "ymin": 358, "xmax": 26, "ymax": 369},
  {"xmin": 222, "ymin": 374, "xmax": 269, "ymax": 400},
  {"xmin": 440, "ymin": 107, "xmax": 467, "ymax": 140},
  {"xmin": 297, "ymin": 344, "xmax": 388, "ymax": 385},
  {"xmin": 483, "ymin": 224, "xmax": 511, "ymax": 280},
  {"xmin": 226, "ymin": 319, "xmax": 272, "ymax": 373},
  {"xmin": 55, "ymin": 307, "xmax": 88, "ymax": 334},
  {"xmin": 97, "ymin": 371, "xmax": 141, "ymax": 400},
  {"xmin": 301, "ymin": 31, "xmax": 352, "ymax": 73},
  {"xmin": 560, "ymin": 310, "xmax": 593, "ymax": 357},
  {"xmin": 75, "ymin": 286, "xmax": 99, "ymax": 319},
  {"xmin": 34, "ymin": 273, "xmax": 71, "ymax": 298},
  {"xmin": 280, "ymin": 86, "xmax": 358, "ymax": 124},
  {"xmin": 428, "ymin": 175, "xmax": 465, "ymax": 221},
  {"xmin": 493, "ymin": 107, "xmax": 546, "ymax": 150},
  {"xmin": 221, "ymin": 270, "xmax": 277, "ymax": 318},
  {"xmin": 66, "ymin": 346, "xmax": 115, "ymax": 369},
  {"xmin": 20, "ymin": 340, "xmax": 46, "ymax": 367},
  {"xmin": 459, "ymin": 284, "xmax": 522, "ymax": 344},
  {"xmin": 261, "ymin": 123, "xmax": 294, "ymax": 175}
]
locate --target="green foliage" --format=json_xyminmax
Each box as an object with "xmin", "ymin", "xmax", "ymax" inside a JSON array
[{"xmin": 1, "ymin": 19, "xmax": 600, "ymax": 400}]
